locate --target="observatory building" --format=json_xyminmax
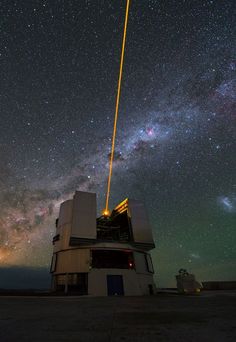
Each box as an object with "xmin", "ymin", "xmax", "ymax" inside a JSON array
[{"xmin": 51, "ymin": 191, "xmax": 156, "ymax": 296}]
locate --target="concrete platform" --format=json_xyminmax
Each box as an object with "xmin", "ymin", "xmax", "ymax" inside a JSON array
[{"xmin": 0, "ymin": 291, "xmax": 235, "ymax": 341}]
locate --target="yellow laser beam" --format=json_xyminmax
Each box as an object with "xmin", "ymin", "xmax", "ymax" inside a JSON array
[{"xmin": 104, "ymin": 0, "xmax": 131, "ymax": 215}]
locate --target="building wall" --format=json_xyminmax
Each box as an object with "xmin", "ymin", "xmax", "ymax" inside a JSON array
[
  {"xmin": 58, "ymin": 199, "xmax": 73, "ymax": 227},
  {"xmin": 51, "ymin": 246, "xmax": 156, "ymax": 296},
  {"xmin": 71, "ymin": 191, "xmax": 97, "ymax": 240},
  {"xmin": 88, "ymin": 269, "xmax": 155, "ymax": 296},
  {"xmin": 134, "ymin": 251, "xmax": 149, "ymax": 274},
  {"xmin": 134, "ymin": 251, "xmax": 154, "ymax": 274},
  {"xmin": 53, "ymin": 223, "xmax": 71, "ymax": 252},
  {"xmin": 60, "ymin": 223, "xmax": 72, "ymax": 250},
  {"xmin": 128, "ymin": 199, "xmax": 154, "ymax": 245},
  {"xmin": 136, "ymin": 273, "xmax": 156, "ymax": 295},
  {"xmin": 54, "ymin": 199, "xmax": 73, "ymax": 252},
  {"xmin": 54, "ymin": 249, "xmax": 90, "ymax": 274}
]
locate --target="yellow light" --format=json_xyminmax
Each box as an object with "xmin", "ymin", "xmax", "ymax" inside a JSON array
[
  {"xmin": 105, "ymin": 0, "xmax": 131, "ymax": 212},
  {"xmin": 102, "ymin": 209, "xmax": 110, "ymax": 217},
  {"xmin": 114, "ymin": 198, "xmax": 128, "ymax": 211}
]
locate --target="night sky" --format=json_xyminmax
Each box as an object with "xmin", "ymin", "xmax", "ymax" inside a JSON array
[{"xmin": 0, "ymin": 0, "xmax": 236, "ymax": 288}]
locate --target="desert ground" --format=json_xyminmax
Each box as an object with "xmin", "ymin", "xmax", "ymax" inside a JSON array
[{"xmin": 0, "ymin": 291, "xmax": 235, "ymax": 342}]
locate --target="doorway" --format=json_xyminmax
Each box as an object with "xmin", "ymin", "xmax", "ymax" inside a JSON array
[{"xmin": 107, "ymin": 275, "xmax": 124, "ymax": 296}]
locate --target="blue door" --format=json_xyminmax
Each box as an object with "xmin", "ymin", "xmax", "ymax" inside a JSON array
[{"xmin": 107, "ymin": 275, "xmax": 124, "ymax": 296}]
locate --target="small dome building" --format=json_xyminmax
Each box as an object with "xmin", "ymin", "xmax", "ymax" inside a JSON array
[{"xmin": 51, "ymin": 191, "xmax": 156, "ymax": 296}]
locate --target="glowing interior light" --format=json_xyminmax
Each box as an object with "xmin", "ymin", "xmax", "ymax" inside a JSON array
[{"xmin": 102, "ymin": 209, "xmax": 110, "ymax": 217}]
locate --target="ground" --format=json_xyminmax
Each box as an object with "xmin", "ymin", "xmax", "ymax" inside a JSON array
[{"xmin": 0, "ymin": 291, "xmax": 235, "ymax": 341}]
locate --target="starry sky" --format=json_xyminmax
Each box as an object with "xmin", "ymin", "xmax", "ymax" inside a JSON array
[{"xmin": 0, "ymin": 0, "xmax": 236, "ymax": 288}]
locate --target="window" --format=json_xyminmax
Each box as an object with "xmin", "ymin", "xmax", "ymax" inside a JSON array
[{"xmin": 92, "ymin": 250, "xmax": 134, "ymax": 269}]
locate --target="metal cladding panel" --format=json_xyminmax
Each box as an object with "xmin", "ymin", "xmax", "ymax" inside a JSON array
[
  {"xmin": 56, "ymin": 249, "xmax": 90, "ymax": 273},
  {"xmin": 60, "ymin": 223, "xmax": 72, "ymax": 249},
  {"xmin": 71, "ymin": 191, "xmax": 97, "ymax": 239},
  {"xmin": 58, "ymin": 200, "xmax": 73, "ymax": 227},
  {"xmin": 128, "ymin": 199, "xmax": 154, "ymax": 245},
  {"xmin": 134, "ymin": 252, "xmax": 148, "ymax": 274}
]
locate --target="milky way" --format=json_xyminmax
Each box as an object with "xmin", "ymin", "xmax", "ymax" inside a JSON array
[{"xmin": 0, "ymin": 0, "xmax": 236, "ymax": 286}]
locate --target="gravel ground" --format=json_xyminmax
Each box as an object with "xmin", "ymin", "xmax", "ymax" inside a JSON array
[{"xmin": 0, "ymin": 291, "xmax": 235, "ymax": 342}]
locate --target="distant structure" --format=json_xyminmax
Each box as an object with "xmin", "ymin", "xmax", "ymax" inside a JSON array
[
  {"xmin": 176, "ymin": 269, "xmax": 202, "ymax": 294},
  {"xmin": 202, "ymin": 281, "xmax": 236, "ymax": 290},
  {"xmin": 51, "ymin": 191, "xmax": 156, "ymax": 296}
]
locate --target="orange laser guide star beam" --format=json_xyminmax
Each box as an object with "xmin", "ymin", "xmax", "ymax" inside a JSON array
[{"xmin": 103, "ymin": 0, "xmax": 131, "ymax": 217}]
